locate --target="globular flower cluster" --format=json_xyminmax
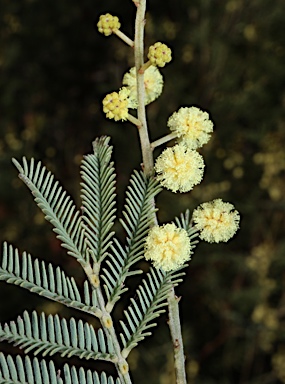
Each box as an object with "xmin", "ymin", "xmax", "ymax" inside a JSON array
[
  {"xmin": 97, "ymin": 13, "xmax": 121, "ymax": 36},
  {"xmin": 148, "ymin": 42, "xmax": 172, "ymax": 67},
  {"xmin": 102, "ymin": 88, "xmax": 129, "ymax": 121},
  {"xmin": 154, "ymin": 107, "xmax": 214, "ymax": 193},
  {"xmin": 192, "ymin": 199, "xmax": 240, "ymax": 243},
  {"xmin": 122, "ymin": 66, "xmax": 164, "ymax": 108},
  {"xmin": 144, "ymin": 223, "xmax": 191, "ymax": 272},
  {"xmin": 155, "ymin": 144, "xmax": 205, "ymax": 193},
  {"xmin": 168, "ymin": 107, "xmax": 214, "ymax": 150}
]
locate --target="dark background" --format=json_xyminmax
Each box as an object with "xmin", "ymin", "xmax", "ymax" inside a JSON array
[{"xmin": 1, "ymin": 0, "xmax": 285, "ymax": 383}]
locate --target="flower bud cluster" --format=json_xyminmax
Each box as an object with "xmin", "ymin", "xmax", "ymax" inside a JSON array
[
  {"xmin": 147, "ymin": 42, "xmax": 172, "ymax": 67},
  {"xmin": 97, "ymin": 13, "xmax": 121, "ymax": 36},
  {"xmin": 98, "ymin": 14, "xmax": 172, "ymax": 121},
  {"xmin": 102, "ymin": 88, "xmax": 129, "ymax": 121}
]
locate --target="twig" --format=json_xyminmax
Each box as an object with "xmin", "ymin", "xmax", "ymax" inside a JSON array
[
  {"xmin": 167, "ymin": 288, "xmax": 187, "ymax": 384},
  {"xmin": 133, "ymin": 2, "xmax": 188, "ymax": 383},
  {"xmin": 134, "ymin": 0, "xmax": 153, "ymax": 176}
]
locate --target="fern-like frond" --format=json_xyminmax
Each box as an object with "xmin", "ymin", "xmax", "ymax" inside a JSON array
[
  {"xmin": 0, "ymin": 243, "xmax": 101, "ymax": 318},
  {"xmin": 120, "ymin": 266, "xmax": 185, "ymax": 356},
  {"xmin": 0, "ymin": 353, "xmax": 63, "ymax": 384},
  {"xmin": 102, "ymin": 172, "xmax": 161, "ymax": 310},
  {"xmin": 12, "ymin": 158, "xmax": 86, "ymax": 265},
  {"xmin": 80, "ymin": 136, "xmax": 116, "ymax": 263},
  {"xmin": 174, "ymin": 209, "xmax": 200, "ymax": 248},
  {"xmin": 63, "ymin": 364, "xmax": 121, "ymax": 384},
  {"xmin": 0, "ymin": 311, "xmax": 116, "ymax": 363},
  {"xmin": 0, "ymin": 353, "xmax": 122, "ymax": 384}
]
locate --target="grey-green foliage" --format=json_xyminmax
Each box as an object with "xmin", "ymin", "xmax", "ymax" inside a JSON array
[
  {"xmin": 0, "ymin": 136, "xmax": 198, "ymax": 382},
  {"xmin": 0, "ymin": 243, "xmax": 100, "ymax": 317},
  {"xmin": 102, "ymin": 170, "xmax": 162, "ymax": 310},
  {"xmin": 80, "ymin": 139, "xmax": 117, "ymax": 264},
  {"xmin": 0, "ymin": 353, "xmax": 121, "ymax": 384},
  {"xmin": 0, "ymin": 310, "xmax": 115, "ymax": 361},
  {"xmin": 120, "ymin": 267, "xmax": 185, "ymax": 355}
]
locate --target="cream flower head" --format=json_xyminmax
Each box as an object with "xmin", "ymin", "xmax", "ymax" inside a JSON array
[
  {"xmin": 155, "ymin": 144, "xmax": 205, "ymax": 193},
  {"xmin": 168, "ymin": 107, "xmax": 214, "ymax": 150},
  {"xmin": 122, "ymin": 66, "xmax": 163, "ymax": 109},
  {"xmin": 144, "ymin": 223, "xmax": 191, "ymax": 272},
  {"xmin": 192, "ymin": 199, "xmax": 240, "ymax": 243}
]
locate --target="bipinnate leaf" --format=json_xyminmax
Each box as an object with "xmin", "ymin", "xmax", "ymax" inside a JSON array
[
  {"xmin": 120, "ymin": 266, "xmax": 185, "ymax": 356},
  {"xmin": 80, "ymin": 136, "xmax": 117, "ymax": 263},
  {"xmin": 102, "ymin": 171, "xmax": 161, "ymax": 310},
  {"xmin": 12, "ymin": 136, "xmax": 118, "ymax": 269},
  {"xmin": 0, "ymin": 311, "xmax": 116, "ymax": 363},
  {"xmin": 0, "ymin": 353, "xmax": 122, "ymax": 384},
  {"xmin": 0, "ymin": 243, "xmax": 101, "ymax": 318}
]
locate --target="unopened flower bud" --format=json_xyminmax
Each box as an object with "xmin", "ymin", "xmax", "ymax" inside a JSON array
[
  {"xmin": 148, "ymin": 42, "xmax": 172, "ymax": 67},
  {"xmin": 97, "ymin": 13, "xmax": 121, "ymax": 36}
]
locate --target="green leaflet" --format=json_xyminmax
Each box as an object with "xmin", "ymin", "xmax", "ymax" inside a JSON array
[
  {"xmin": 0, "ymin": 353, "xmax": 122, "ymax": 384},
  {"xmin": 0, "ymin": 353, "xmax": 62, "ymax": 384},
  {"xmin": 0, "ymin": 311, "xmax": 116, "ymax": 362},
  {"xmin": 0, "ymin": 243, "xmax": 101, "ymax": 318}
]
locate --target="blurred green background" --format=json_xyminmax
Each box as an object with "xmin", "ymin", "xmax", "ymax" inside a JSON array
[{"xmin": 1, "ymin": 0, "xmax": 285, "ymax": 383}]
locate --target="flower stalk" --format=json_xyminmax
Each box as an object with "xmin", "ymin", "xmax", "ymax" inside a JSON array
[
  {"xmin": 133, "ymin": 1, "xmax": 187, "ymax": 382},
  {"xmin": 150, "ymin": 132, "xmax": 177, "ymax": 150},
  {"xmin": 114, "ymin": 29, "xmax": 134, "ymax": 47},
  {"xmin": 134, "ymin": 0, "xmax": 153, "ymax": 177},
  {"xmin": 139, "ymin": 60, "xmax": 152, "ymax": 73},
  {"xmin": 127, "ymin": 113, "xmax": 142, "ymax": 127},
  {"xmin": 167, "ymin": 288, "xmax": 187, "ymax": 384}
]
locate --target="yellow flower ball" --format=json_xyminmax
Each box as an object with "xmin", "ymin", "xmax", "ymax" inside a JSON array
[
  {"xmin": 145, "ymin": 223, "xmax": 191, "ymax": 272},
  {"xmin": 122, "ymin": 66, "xmax": 164, "ymax": 108},
  {"xmin": 147, "ymin": 42, "xmax": 172, "ymax": 67},
  {"xmin": 168, "ymin": 107, "xmax": 214, "ymax": 150},
  {"xmin": 97, "ymin": 13, "xmax": 121, "ymax": 36},
  {"xmin": 155, "ymin": 144, "xmax": 205, "ymax": 193},
  {"xmin": 102, "ymin": 88, "xmax": 129, "ymax": 121},
  {"xmin": 192, "ymin": 199, "xmax": 240, "ymax": 243}
]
